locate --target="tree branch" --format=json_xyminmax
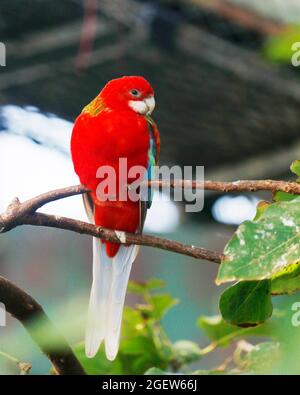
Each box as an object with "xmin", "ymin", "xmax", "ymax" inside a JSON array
[
  {"xmin": 0, "ymin": 276, "xmax": 86, "ymax": 375},
  {"xmin": 152, "ymin": 179, "xmax": 300, "ymax": 194},
  {"xmin": 1, "ymin": 179, "xmax": 300, "ymax": 264}
]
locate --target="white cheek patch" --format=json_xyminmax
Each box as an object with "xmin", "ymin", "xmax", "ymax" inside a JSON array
[{"xmin": 128, "ymin": 100, "xmax": 148, "ymax": 115}]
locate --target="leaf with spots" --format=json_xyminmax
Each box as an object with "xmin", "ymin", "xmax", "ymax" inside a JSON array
[{"xmin": 217, "ymin": 197, "xmax": 300, "ymax": 284}]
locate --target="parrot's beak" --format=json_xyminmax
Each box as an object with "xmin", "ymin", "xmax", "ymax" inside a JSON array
[
  {"xmin": 128, "ymin": 95, "xmax": 155, "ymax": 115},
  {"xmin": 144, "ymin": 95, "xmax": 155, "ymax": 115}
]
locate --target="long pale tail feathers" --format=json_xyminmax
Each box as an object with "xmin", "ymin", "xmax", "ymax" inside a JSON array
[
  {"xmin": 85, "ymin": 238, "xmax": 139, "ymax": 360},
  {"xmin": 82, "ymin": 194, "xmax": 142, "ymax": 361}
]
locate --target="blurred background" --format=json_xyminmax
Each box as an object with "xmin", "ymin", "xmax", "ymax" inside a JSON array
[{"xmin": 0, "ymin": 0, "xmax": 300, "ymax": 374}]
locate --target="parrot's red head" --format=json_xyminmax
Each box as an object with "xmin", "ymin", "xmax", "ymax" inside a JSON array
[{"xmin": 100, "ymin": 76, "xmax": 155, "ymax": 115}]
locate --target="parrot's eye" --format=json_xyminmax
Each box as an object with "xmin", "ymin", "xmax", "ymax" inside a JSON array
[{"xmin": 130, "ymin": 89, "xmax": 140, "ymax": 97}]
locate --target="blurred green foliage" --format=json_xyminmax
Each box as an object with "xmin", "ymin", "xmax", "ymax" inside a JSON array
[
  {"xmin": 70, "ymin": 277, "xmax": 300, "ymax": 375},
  {"xmin": 74, "ymin": 279, "xmax": 184, "ymax": 374}
]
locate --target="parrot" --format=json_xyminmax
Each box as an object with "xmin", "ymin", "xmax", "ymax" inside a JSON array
[{"xmin": 71, "ymin": 76, "xmax": 160, "ymax": 361}]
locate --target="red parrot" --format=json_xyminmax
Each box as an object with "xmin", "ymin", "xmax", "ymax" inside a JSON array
[{"xmin": 71, "ymin": 76, "xmax": 160, "ymax": 360}]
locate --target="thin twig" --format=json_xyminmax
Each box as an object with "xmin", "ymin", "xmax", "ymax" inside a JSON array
[
  {"xmin": 21, "ymin": 213, "xmax": 223, "ymax": 264},
  {"xmin": 0, "ymin": 276, "xmax": 86, "ymax": 375},
  {"xmin": 0, "ymin": 350, "xmax": 32, "ymax": 375}
]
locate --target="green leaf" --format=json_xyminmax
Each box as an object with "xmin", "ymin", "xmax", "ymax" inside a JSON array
[
  {"xmin": 291, "ymin": 160, "xmax": 300, "ymax": 177},
  {"xmin": 219, "ymin": 281, "xmax": 273, "ymax": 326},
  {"xmin": 172, "ymin": 340, "xmax": 202, "ymax": 364},
  {"xmin": 198, "ymin": 315, "xmax": 241, "ymax": 344},
  {"xmin": 146, "ymin": 278, "xmax": 166, "ymax": 290},
  {"xmin": 150, "ymin": 294, "xmax": 178, "ymax": 320},
  {"xmin": 127, "ymin": 282, "xmax": 147, "ymax": 295},
  {"xmin": 135, "ymin": 293, "xmax": 178, "ymax": 322},
  {"xmin": 144, "ymin": 367, "xmax": 171, "ymax": 375},
  {"xmin": 198, "ymin": 314, "xmax": 275, "ymax": 348},
  {"xmin": 271, "ymin": 276, "xmax": 300, "ymax": 295},
  {"xmin": 271, "ymin": 262, "xmax": 300, "ymax": 295},
  {"xmin": 131, "ymin": 353, "xmax": 168, "ymax": 374},
  {"xmin": 253, "ymin": 201, "xmax": 270, "ymax": 220},
  {"xmin": 273, "ymin": 191, "xmax": 297, "ymax": 202},
  {"xmin": 235, "ymin": 341, "xmax": 280, "ymax": 373},
  {"xmin": 74, "ymin": 343, "xmax": 123, "ymax": 375},
  {"xmin": 128, "ymin": 278, "xmax": 165, "ymax": 296},
  {"xmin": 217, "ymin": 197, "xmax": 300, "ymax": 284},
  {"xmin": 121, "ymin": 336, "xmax": 155, "ymax": 356},
  {"xmin": 122, "ymin": 307, "xmax": 146, "ymax": 337},
  {"xmin": 271, "ymin": 260, "xmax": 300, "ymax": 280}
]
